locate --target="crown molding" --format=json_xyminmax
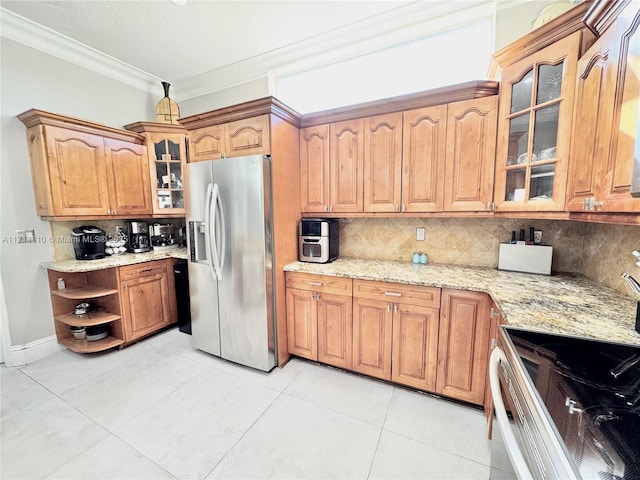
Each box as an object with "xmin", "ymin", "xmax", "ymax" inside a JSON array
[
  {"xmin": 1, "ymin": 1, "xmax": 500, "ymax": 102},
  {"xmin": 0, "ymin": 7, "xmax": 163, "ymax": 96}
]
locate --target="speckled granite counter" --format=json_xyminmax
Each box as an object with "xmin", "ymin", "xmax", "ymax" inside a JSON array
[
  {"xmin": 42, "ymin": 247, "xmax": 188, "ymax": 273},
  {"xmin": 284, "ymin": 258, "xmax": 640, "ymax": 346}
]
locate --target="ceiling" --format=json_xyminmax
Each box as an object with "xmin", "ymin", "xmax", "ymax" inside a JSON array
[{"xmin": 0, "ymin": 0, "xmax": 500, "ymax": 101}]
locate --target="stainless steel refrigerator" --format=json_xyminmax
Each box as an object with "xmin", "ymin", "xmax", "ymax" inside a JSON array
[{"xmin": 184, "ymin": 154, "xmax": 276, "ymax": 372}]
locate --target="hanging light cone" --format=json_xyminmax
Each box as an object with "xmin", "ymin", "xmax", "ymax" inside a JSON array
[{"xmin": 156, "ymin": 81, "xmax": 180, "ymax": 124}]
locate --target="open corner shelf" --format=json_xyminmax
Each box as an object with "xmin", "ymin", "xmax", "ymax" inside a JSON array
[
  {"xmin": 55, "ymin": 311, "xmax": 121, "ymax": 327},
  {"xmin": 58, "ymin": 336, "xmax": 123, "ymax": 353},
  {"xmin": 51, "ymin": 286, "xmax": 119, "ymax": 300}
]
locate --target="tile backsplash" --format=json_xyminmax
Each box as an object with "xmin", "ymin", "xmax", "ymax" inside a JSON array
[{"xmin": 338, "ymin": 217, "xmax": 640, "ymax": 297}]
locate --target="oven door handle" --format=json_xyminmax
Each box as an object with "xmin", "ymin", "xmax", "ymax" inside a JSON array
[{"xmin": 489, "ymin": 347, "xmax": 534, "ymax": 480}]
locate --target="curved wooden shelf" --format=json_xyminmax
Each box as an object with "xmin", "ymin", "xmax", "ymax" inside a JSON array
[
  {"xmin": 59, "ymin": 336, "xmax": 123, "ymax": 353},
  {"xmin": 51, "ymin": 286, "xmax": 118, "ymax": 300},
  {"xmin": 55, "ymin": 311, "xmax": 120, "ymax": 327}
]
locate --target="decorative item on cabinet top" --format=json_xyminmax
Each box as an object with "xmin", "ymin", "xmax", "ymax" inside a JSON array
[{"xmin": 156, "ymin": 81, "xmax": 180, "ymax": 124}]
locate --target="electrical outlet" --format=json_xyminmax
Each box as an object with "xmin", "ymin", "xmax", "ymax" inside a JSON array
[{"xmin": 416, "ymin": 227, "xmax": 425, "ymax": 241}]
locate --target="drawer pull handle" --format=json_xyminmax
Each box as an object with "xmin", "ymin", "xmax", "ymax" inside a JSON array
[
  {"xmin": 384, "ymin": 291, "xmax": 402, "ymax": 297},
  {"xmin": 140, "ymin": 268, "xmax": 153, "ymax": 273},
  {"xmin": 309, "ymin": 281, "xmax": 323, "ymax": 287}
]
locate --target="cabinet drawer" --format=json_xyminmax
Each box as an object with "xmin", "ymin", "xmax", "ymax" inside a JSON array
[
  {"xmin": 353, "ymin": 279, "xmax": 440, "ymax": 308},
  {"xmin": 119, "ymin": 260, "xmax": 168, "ymax": 279},
  {"xmin": 286, "ymin": 272, "xmax": 352, "ymax": 296}
]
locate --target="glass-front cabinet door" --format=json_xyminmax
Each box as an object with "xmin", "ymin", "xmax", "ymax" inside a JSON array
[
  {"xmin": 151, "ymin": 135, "xmax": 185, "ymax": 213},
  {"xmin": 123, "ymin": 122, "xmax": 187, "ymax": 215},
  {"xmin": 494, "ymin": 32, "xmax": 581, "ymax": 212}
]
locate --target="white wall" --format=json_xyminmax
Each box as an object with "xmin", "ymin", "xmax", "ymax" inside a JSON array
[
  {"xmin": 0, "ymin": 39, "xmax": 154, "ymax": 351},
  {"xmin": 495, "ymin": 0, "xmax": 556, "ymax": 50}
]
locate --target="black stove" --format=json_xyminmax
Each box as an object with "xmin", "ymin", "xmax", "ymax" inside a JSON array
[{"xmin": 505, "ymin": 327, "xmax": 640, "ymax": 480}]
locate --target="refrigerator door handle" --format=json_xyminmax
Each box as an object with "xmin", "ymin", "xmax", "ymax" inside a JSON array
[
  {"xmin": 214, "ymin": 182, "xmax": 226, "ymax": 274},
  {"xmin": 205, "ymin": 182, "xmax": 220, "ymax": 280},
  {"xmin": 208, "ymin": 183, "xmax": 224, "ymax": 280}
]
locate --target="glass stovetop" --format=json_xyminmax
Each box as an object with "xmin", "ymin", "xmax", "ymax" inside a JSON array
[{"xmin": 504, "ymin": 327, "xmax": 640, "ymax": 480}]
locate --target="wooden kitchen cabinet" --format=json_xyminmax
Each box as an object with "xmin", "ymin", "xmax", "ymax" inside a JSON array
[
  {"xmin": 46, "ymin": 268, "xmax": 124, "ymax": 354},
  {"xmin": 567, "ymin": 1, "xmax": 640, "ymax": 214},
  {"xmin": 364, "ymin": 113, "xmax": 403, "ymax": 213},
  {"xmin": 437, "ymin": 289, "xmax": 491, "ymax": 406},
  {"xmin": 119, "ymin": 259, "xmax": 177, "ymax": 343},
  {"xmin": 188, "ymin": 114, "xmax": 270, "ymax": 162},
  {"xmin": 353, "ymin": 279, "xmax": 440, "ymax": 387},
  {"xmin": 444, "ymin": 96, "xmax": 498, "ymax": 212},
  {"xmin": 493, "ymin": 32, "xmax": 581, "ymax": 212},
  {"xmin": 402, "ymin": 105, "xmax": 447, "ymax": 212},
  {"xmin": 299, "ymin": 119, "xmax": 364, "ymax": 213},
  {"xmin": 300, "ymin": 125, "xmax": 330, "ymax": 213},
  {"xmin": 285, "ymin": 272, "xmax": 353, "ymax": 368},
  {"xmin": 18, "ymin": 110, "xmax": 150, "ymax": 219},
  {"xmin": 124, "ymin": 122, "xmax": 187, "ymax": 215}
]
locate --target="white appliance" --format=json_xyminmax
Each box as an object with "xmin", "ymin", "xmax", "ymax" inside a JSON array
[{"xmin": 184, "ymin": 155, "xmax": 276, "ymax": 372}]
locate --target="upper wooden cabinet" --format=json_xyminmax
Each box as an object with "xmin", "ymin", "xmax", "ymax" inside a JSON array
[
  {"xmin": 567, "ymin": 1, "xmax": 640, "ymax": 213},
  {"xmin": 300, "ymin": 119, "xmax": 364, "ymax": 213},
  {"xmin": 18, "ymin": 110, "xmax": 150, "ymax": 219},
  {"xmin": 188, "ymin": 115, "xmax": 270, "ymax": 162},
  {"xmin": 364, "ymin": 113, "xmax": 403, "ymax": 213},
  {"xmin": 124, "ymin": 122, "xmax": 187, "ymax": 215},
  {"xmin": 402, "ymin": 105, "xmax": 447, "ymax": 212},
  {"xmin": 493, "ymin": 32, "xmax": 582, "ymax": 212},
  {"xmin": 444, "ymin": 96, "xmax": 498, "ymax": 211}
]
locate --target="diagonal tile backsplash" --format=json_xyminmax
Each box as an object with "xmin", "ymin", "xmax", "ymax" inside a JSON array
[{"xmin": 339, "ymin": 217, "xmax": 640, "ymax": 297}]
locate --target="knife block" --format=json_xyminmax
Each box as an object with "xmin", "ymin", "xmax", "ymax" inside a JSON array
[{"xmin": 498, "ymin": 243, "xmax": 553, "ymax": 275}]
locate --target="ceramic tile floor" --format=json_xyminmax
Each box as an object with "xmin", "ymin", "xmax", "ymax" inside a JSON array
[{"xmin": 1, "ymin": 327, "xmax": 493, "ymax": 480}]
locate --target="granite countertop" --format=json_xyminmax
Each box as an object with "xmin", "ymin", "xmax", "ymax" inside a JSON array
[
  {"xmin": 42, "ymin": 246, "xmax": 189, "ymax": 273},
  {"xmin": 284, "ymin": 258, "xmax": 640, "ymax": 346}
]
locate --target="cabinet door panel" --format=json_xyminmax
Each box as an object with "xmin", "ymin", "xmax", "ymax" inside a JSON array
[
  {"xmin": 352, "ymin": 297, "xmax": 392, "ymax": 380},
  {"xmin": 437, "ymin": 289, "xmax": 490, "ymax": 405},
  {"xmin": 189, "ymin": 125, "xmax": 225, "ymax": 162},
  {"xmin": 45, "ymin": 125, "xmax": 110, "ymax": 215},
  {"xmin": 121, "ymin": 273, "xmax": 171, "ymax": 341},
  {"xmin": 104, "ymin": 139, "xmax": 151, "ymax": 215},
  {"xmin": 330, "ymin": 119, "xmax": 364, "ymax": 212},
  {"xmin": 566, "ymin": 39, "xmax": 614, "ymax": 211},
  {"xmin": 602, "ymin": 6, "xmax": 640, "ymax": 212},
  {"xmin": 286, "ymin": 288, "xmax": 317, "ymax": 360},
  {"xmin": 392, "ymin": 304, "xmax": 439, "ymax": 391},
  {"xmin": 364, "ymin": 113, "xmax": 402, "ymax": 212},
  {"xmin": 494, "ymin": 32, "xmax": 580, "ymax": 212},
  {"xmin": 402, "ymin": 106, "xmax": 447, "ymax": 212},
  {"xmin": 444, "ymin": 96, "xmax": 498, "ymax": 211},
  {"xmin": 300, "ymin": 125, "xmax": 330, "ymax": 212},
  {"xmin": 225, "ymin": 115, "xmax": 270, "ymax": 157},
  {"xmin": 317, "ymin": 293, "xmax": 352, "ymax": 369}
]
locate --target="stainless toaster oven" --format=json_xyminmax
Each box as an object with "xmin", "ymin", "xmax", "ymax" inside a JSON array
[{"xmin": 298, "ymin": 219, "xmax": 339, "ymax": 263}]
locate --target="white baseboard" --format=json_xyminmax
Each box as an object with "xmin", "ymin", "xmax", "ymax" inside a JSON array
[{"xmin": 10, "ymin": 335, "xmax": 65, "ymax": 366}]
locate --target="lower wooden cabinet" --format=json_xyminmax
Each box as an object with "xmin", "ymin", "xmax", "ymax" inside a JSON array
[
  {"xmin": 119, "ymin": 259, "xmax": 177, "ymax": 343},
  {"xmin": 285, "ymin": 272, "xmax": 353, "ymax": 369},
  {"xmin": 437, "ymin": 289, "xmax": 491, "ymax": 406},
  {"xmin": 352, "ymin": 297, "xmax": 393, "ymax": 380},
  {"xmin": 285, "ymin": 274, "xmax": 492, "ymax": 407},
  {"xmin": 392, "ymin": 303, "xmax": 440, "ymax": 391}
]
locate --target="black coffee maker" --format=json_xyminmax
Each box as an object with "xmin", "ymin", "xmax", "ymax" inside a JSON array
[
  {"xmin": 71, "ymin": 226, "xmax": 107, "ymax": 260},
  {"xmin": 125, "ymin": 220, "xmax": 151, "ymax": 253}
]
